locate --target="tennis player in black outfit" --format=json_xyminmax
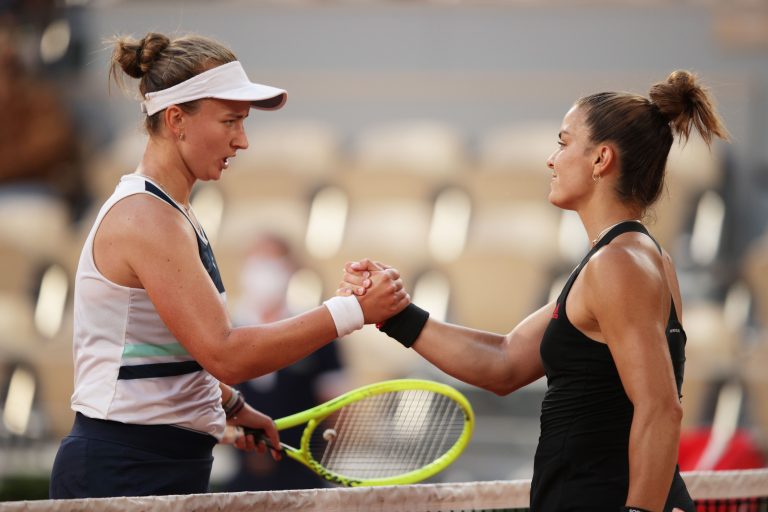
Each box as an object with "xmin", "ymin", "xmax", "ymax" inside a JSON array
[{"xmin": 341, "ymin": 70, "xmax": 729, "ymax": 511}]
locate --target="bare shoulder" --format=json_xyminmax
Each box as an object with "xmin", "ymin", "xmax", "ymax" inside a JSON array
[
  {"xmin": 660, "ymin": 246, "xmax": 676, "ymax": 269},
  {"xmin": 94, "ymin": 193, "xmax": 198, "ymax": 286},
  {"xmin": 100, "ymin": 193, "xmax": 193, "ymax": 247},
  {"xmin": 583, "ymin": 233, "xmax": 666, "ymax": 302}
]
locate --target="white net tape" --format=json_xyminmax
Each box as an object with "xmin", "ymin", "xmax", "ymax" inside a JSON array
[
  {"xmin": 1, "ymin": 469, "xmax": 766, "ymax": 512},
  {"xmin": 684, "ymin": 468, "xmax": 768, "ymax": 499}
]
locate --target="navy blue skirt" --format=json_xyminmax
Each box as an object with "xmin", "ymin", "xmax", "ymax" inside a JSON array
[{"xmin": 49, "ymin": 412, "xmax": 217, "ymax": 498}]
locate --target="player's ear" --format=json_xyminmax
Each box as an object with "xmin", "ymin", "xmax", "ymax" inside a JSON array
[
  {"xmin": 164, "ymin": 105, "xmax": 186, "ymax": 140},
  {"xmin": 592, "ymin": 143, "xmax": 616, "ymax": 177}
]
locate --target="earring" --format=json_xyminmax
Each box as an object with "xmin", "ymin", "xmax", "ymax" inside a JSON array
[
  {"xmin": 592, "ymin": 174, "xmax": 601, "ymax": 182},
  {"xmin": 179, "ymin": 132, "xmax": 185, "ymax": 141}
]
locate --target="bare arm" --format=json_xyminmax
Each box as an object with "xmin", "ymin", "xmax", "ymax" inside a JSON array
[
  {"xmin": 95, "ymin": 196, "xmax": 407, "ymax": 385},
  {"xmin": 584, "ymin": 246, "xmax": 682, "ymax": 511},
  {"xmin": 340, "ymin": 260, "xmax": 549, "ymax": 395},
  {"xmin": 411, "ymin": 302, "xmax": 551, "ymax": 395}
]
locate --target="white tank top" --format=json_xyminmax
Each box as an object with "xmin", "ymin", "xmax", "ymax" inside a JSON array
[{"xmin": 70, "ymin": 174, "xmax": 226, "ymax": 439}]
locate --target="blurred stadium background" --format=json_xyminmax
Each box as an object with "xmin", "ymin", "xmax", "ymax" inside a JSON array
[{"xmin": 1, "ymin": 0, "xmax": 767, "ymax": 500}]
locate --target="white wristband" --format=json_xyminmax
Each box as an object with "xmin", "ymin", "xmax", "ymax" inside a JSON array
[{"xmin": 323, "ymin": 295, "xmax": 365, "ymax": 338}]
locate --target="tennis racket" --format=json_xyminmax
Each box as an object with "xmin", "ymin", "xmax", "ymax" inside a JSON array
[{"xmin": 232, "ymin": 378, "xmax": 474, "ymax": 487}]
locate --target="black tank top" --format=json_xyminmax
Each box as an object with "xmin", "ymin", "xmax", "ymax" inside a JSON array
[{"xmin": 530, "ymin": 221, "xmax": 695, "ymax": 512}]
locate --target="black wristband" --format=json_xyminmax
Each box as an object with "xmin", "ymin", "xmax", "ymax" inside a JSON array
[
  {"xmin": 621, "ymin": 507, "xmax": 653, "ymax": 512},
  {"xmin": 378, "ymin": 303, "xmax": 429, "ymax": 348}
]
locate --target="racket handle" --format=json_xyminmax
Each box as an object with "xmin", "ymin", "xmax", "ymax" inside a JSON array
[{"xmin": 242, "ymin": 427, "xmax": 279, "ymax": 451}]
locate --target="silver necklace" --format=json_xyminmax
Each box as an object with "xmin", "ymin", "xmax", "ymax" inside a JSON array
[
  {"xmin": 137, "ymin": 173, "xmax": 192, "ymax": 214},
  {"xmin": 591, "ymin": 219, "xmax": 642, "ymax": 247},
  {"xmin": 136, "ymin": 173, "xmax": 207, "ymax": 240}
]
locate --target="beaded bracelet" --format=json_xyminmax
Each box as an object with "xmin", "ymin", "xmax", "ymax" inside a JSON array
[
  {"xmin": 227, "ymin": 396, "xmax": 245, "ymax": 419},
  {"xmin": 224, "ymin": 389, "xmax": 245, "ymax": 419},
  {"xmin": 222, "ymin": 389, "xmax": 239, "ymax": 411}
]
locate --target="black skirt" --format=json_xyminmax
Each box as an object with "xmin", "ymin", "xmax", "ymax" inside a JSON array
[{"xmin": 49, "ymin": 412, "xmax": 217, "ymax": 499}]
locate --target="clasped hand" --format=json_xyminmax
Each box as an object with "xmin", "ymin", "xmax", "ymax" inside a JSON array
[{"xmin": 337, "ymin": 259, "xmax": 410, "ymax": 325}]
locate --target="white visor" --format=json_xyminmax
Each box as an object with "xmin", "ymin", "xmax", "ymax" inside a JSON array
[{"xmin": 141, "ymin": 61, "xmax": 287, "ymax": 116}]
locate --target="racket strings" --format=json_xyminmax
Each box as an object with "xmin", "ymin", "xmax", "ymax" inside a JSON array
[{"xmin": 309, "ymin": 389, "xmax": 466, "ymax": 479}]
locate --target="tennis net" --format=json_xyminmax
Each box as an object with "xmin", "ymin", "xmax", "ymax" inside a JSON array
[{"xmin": 0, "ymin": 469, "xmax": 766, "ymax": 511}]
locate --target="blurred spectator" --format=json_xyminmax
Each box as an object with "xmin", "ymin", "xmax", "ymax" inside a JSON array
[
  {"xmin": 0, "ymin": 15, "xmax": 87, "ymax": 220},
  {"xmin": 224, "ymin": 233, "xmax": 348, "ymax": 491}
]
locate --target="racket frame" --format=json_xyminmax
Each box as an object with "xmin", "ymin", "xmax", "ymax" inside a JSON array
[{"xmin": 267, "ymin": 378, "xmax": 474, "ymax": 487}]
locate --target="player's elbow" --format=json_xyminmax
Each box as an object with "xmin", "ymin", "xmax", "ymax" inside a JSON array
[
  {"xmin": 490, "ymin": 382, "xmax": 528, "ymax": 396},
  {"xmin": 656, "ymin": 396, "xmax": 684, "ymax": 424},
  {"xmin": 198, "ymin": 348, "xmax": 247, "ymax": 385},
  {"xmin": 482, "ymin": 377, "xmax": 523, "ymax": 397},
  {"xmin": 668, "ymin": 399, "xmax": 684, "ymax": 425},
  {"xmin": 193, "ymin": 329, "xmax": 254, "ymax": 385},
  {"xmin": 487, "ymin": 384, "xmax": 514, "ymax": 397},
  {"xmin": 484, "ymin": 366, "xmax": 537, "ymax": 396},
  {"xmin": 635, "ymin": 396, "xmax": 684, "ymax": 428},
  {"xmin": 201, "ymin": 359, "xmax": 241, "ymax": 386},
  {"xmin": 214, "ymin": 369, "xmax": 242, "ymax": 386}
]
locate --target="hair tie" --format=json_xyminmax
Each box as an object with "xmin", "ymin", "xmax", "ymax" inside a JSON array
[{"xmin": 648, "ymin": 98, "xmax": 670, "ymax": 124}]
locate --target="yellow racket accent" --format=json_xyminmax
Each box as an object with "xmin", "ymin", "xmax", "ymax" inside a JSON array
[{"xmin": 247, "ymin": 379, "xmax": 474, "ymax": 487}]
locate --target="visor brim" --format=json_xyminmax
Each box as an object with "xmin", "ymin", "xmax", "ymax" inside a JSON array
[{"xmin": 212, "ymin": 84, "xmax": 287, "ymax": 111}]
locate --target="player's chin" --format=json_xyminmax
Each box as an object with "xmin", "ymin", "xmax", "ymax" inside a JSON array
[
  {"xmin": 214, "ymin": 164, "xmax": 227, "ymax": 179},
  {"xmin": 199, "ymin": 166, "xmax": 225, "ymax": 182},
  {"xmin": 547, "ymin": 190, "xmax": 572, "ymax": 210},
  {"xmin": 546, "ymin": 191, "xmax": 560, "ymax": 207}
]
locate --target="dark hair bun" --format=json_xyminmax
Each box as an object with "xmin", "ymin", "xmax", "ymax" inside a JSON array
[
  {"xmin": 649, "ymin": 70, "xmax": 728, "ymax": 143},
  {"xmin": 649, "ymin": 70, "xmax": 698, "ymax": 123},
  {"xmin": 115, "ymin": 32, "xmax": 170, "ymax": 79}
]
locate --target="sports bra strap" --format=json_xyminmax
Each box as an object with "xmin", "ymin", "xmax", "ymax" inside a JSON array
[
  {"xmin": 596, "ymin": 221, "xmax": 681, "ymax": 326},
  {"xmin": 596, "ymin": 221, "xmax": 661, "ymax": 254},
  {"xmin": 558, "ymin": 221, "xmax": 665, "ymax": 308}
]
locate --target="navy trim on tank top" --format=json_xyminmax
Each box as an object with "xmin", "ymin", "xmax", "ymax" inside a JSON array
[
  {"xmin": 117, "ymin": 360, "xmax": 203, "ymax": 380},
  {"xmin": 116, "ymin": 180, "xmax": 224, "ymax": 381},
  {"xmin": 144, "ymin": 181, "xmax": 225, "ymax": 294}
]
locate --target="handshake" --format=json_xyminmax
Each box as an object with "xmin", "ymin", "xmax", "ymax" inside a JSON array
[{"xmin": 324, "ymin": 259, "xmax": 429, "ymax": 347}]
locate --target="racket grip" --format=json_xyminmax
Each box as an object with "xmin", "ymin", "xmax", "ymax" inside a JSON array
[{"xmin": 242, "ymin": 427, "xmax": 278, "ymax": 450}]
